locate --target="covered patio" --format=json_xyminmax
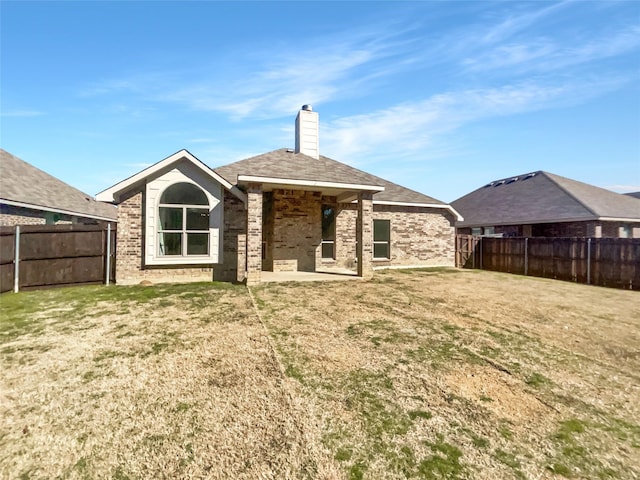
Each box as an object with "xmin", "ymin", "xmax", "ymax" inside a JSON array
[{"xmin": 242, "ymin": 177, "xmax": 384, "ymax": 285}]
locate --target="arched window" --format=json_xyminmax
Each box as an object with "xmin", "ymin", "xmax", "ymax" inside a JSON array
[{"xmin": 158, "ymin": 183, "xmax": 210, "ymax": 256}]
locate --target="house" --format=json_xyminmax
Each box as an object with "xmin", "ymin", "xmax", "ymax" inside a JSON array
[
  {"xmin": 452, "ymin": 171, "xmax": 640, "ymax": 238},
  {"xmin": 97, "ymin": 105, "xmax": 461, "ymax": 285},
  {"xmin": 0, "ymin": 149, "xmax": 117, "ymax": 226}
]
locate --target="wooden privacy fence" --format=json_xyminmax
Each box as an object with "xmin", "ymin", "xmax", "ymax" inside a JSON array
[
  {"xmin": 0, "ymin": 224, "xmax": 116, "ymax": 293},
  {"xmin": 456, "ymin": 235, "xmax": 640, "ymax": 290}
]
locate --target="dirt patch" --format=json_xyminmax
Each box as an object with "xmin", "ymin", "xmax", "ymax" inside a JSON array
[{"xmin": 445, "ymin": 364, "xmax": 553, "ymax": 427}]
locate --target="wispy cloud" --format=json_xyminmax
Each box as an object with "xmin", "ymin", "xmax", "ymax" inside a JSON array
[
  {"xmin": 1, "ymin": 110, "xmax": 46, "ymax": 117},
  {"xmin": 74, "ymin": 1, "xmax": 638, "ymax": 138},
  {"xmin": 164, "ymin": 34, "xmax": 417, "ymax": 120},
  {"xmin": 463, "ymin": 25, "xmax": 640, "ymax": 74},
  {"xmin": 78, "ymin": 23, "xmax": 425, "ymax": 121},
  {"xmin": 479, "ymin": 1, "xmax": 573, "ymax": 45},
  {"xmin": 322, "ymin": 76, "xmax": 629, "ymax": 163}
]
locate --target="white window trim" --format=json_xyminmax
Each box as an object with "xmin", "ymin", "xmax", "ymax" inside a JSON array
[
  {"xmin": 373, "ymin": 219, "xmax": 391, "ymax": 260},
  {"xmin": 145, "ymin": 178, "xmax": 221, "ymax": 266}
]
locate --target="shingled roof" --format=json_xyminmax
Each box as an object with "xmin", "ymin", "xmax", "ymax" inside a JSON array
[
  {"xmin": 214, "ymin": 148, "xmax": 446, "ymax": 205},
  {"xmin": 452, "ymin": 171, "xmax": 640, "ymax": 227},
  {"xmin": 0, "ymin": 149, "xmax": 117, "ymax": 221}
]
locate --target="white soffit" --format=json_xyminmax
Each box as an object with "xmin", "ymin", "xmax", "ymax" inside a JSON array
[
  {"xmin": 373, "ymin": 200, "xmax": 463, "ymax": 221},
  {"xmin": 237, "ymin": 174, "xmax": 385, "ymax": 192}
]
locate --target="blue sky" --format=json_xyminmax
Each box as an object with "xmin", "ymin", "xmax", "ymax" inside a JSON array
[{"xmin": 1, "ymin": 1, "xmax": 639, "ymax": 203}]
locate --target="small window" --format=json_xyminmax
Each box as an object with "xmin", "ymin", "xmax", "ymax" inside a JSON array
[
  {"xmin": 484, "ymin": 226, "xmax": 496, "ymax": 235},
  {"xmin": 158, "ymin": 183, "xmax": 210, "ymax": 257},
  {"xmin": 321, "ymin": 205, "xmax": 336, "ymax": 259},
  {"xmin": 472, "ymin": 227, "xmax": 482, "ymax": 236},
  {"xmin": 373, "ymin": 219, "xmax": 390, "ymax": 259},
  {"xmin": 619, "ymin": 225, "xmax": 631, "ymax": 239}
]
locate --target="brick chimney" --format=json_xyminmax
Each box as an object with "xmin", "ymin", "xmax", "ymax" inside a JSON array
[{"xmin": 295, "ymin": 104, "xmax": 319, "ymax": 159}]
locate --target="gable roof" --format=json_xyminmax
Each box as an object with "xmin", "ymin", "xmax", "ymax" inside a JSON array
[
  {"xmin": 96, "ymin": 149, "xmax": 245, "ymax": 203},
  {"xmin": 215, "ymin": 148, "xmax": 458, "ymax": 212},
  {"xmin": 0, "ymin": 149, "xmax": 117, "ymax": 221},
  {"xmin": 452, "ymin": 171, "xmax": 640, "ymax": 227},
  {"xmin": 96, "ymin": 147, "xmax": 461, "ymax": 220}
]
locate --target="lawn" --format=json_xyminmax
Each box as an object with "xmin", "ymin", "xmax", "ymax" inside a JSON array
[{"xmin": 1, "ymin": 269, "xmax": 639, "ymax": 479}]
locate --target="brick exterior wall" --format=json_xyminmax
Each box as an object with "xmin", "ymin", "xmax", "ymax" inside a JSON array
[
  {"xmin": 458, "ymin": 220, "xmax": 640, "ymax": 238},
  {"xmin": 0, "ymin": 205, "xmax": 46, "ymax": 226},
  {"xmin": 115, "ymin": 189, "xmax": 214, "ymax": 285},
  {"xmin": 333, "ymin": 203, "xmax": 456, "ymax": 269},
  {"xmin": 356, "ymin": 192, "xmax": 374, "ymax": 277},
  {"xmin": 267, "ymin": 189, "xmax": 322, "ymax": 272},
  {"xmin": 113, "ymin": 184, "xmax": 456, "ymax": 284},
  {"xmin": 532, "ymin": 221, "xmax": 596, "ymax": 237},
  {"xmin": 245, "ymin": 185, "xmax": 263, "ymax": 285},
  {"xmin": 213, "ymin": 191, "xmax": 247, "ymax": 282},
  {"xmin": 0, "ymin": 204, "xmax": 102, "ymax": 226}
]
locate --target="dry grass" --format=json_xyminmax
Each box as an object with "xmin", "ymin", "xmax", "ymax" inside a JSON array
[
  {"xmin": 1, "ymin": 269, "xmax": 638, "ymax": 479},
  {"xmin": 253, "ymin": 268, "xmax": 640, "ymax": 480},
  {"xmin": 0, "ymin": 283, "xmax": 338, "ymax": 479}
]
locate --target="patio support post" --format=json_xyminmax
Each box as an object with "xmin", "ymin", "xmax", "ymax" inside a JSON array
[
  {"xmin": 246, "ymin": 184, "xmax": 263, "ymax": 285},
  {"xmin": 356, "ymin": 191, "xmax": 374, "ymax": 279}
]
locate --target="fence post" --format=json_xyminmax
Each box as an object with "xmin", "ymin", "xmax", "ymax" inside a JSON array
[
  {"xmin": 472, "ymin": 237, "xmax": 475, "ymax": 269},
  {"xmin": 13, "ymin": 226, "xmax": 20, "ymax": 293},
  {"xmin": 587, "ymin": 238, "xmax": 591, "ymax": 285},
  {"xmin": 524, "ymin": 237, "xmax": 528, "ymax": 276},
  {"xmin": 105, "ymin": 223, "xmax": 111, "ymax": 286}
]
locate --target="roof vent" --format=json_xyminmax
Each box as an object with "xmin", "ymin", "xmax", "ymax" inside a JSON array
[{"xmin": 302, "ymin": 104, "xmax": 313, "ymax": 111}]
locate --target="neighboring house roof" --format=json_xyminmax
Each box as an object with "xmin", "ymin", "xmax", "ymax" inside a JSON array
[
  {"xmin": 452, "ymin": 171, "xmax": 640, "ymax": 227},
  {"xmin": 0, "ymin": 149, "xmax": 117, "ymax": 222},
  {"xmin": 625, "ymin": 192, "xmax": 640, "ymax": 199}
]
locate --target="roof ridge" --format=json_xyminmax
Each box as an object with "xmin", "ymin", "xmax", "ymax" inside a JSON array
[{"xmin": 542, "ymin": 171, "xmax": 602, "ymax": 219}]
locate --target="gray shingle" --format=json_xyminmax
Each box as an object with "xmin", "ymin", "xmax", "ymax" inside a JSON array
[
  {"xmin": 0, "ymin": 149, "xmax": 117, "ymax": 221},
  {"xmin": 214, "ymin": 149, "xmax": 445, "ymax": 205},
  {"xmin": 452, "ymin": 171, "xmax": 640, "ymax": 227}
]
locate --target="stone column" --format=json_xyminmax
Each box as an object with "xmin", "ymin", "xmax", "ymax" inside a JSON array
[
  {"xmin": 356, "ymin": 191, "xmax": 374, "ymax": 279},
  {"xmin": 246, "ymin": 184, "xmax": 263, "ymax": 285}
]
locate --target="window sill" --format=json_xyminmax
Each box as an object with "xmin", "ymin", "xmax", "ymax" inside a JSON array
[{"xmin": 146, "ymin": 256, "xmax": 217, "ymax": 266}]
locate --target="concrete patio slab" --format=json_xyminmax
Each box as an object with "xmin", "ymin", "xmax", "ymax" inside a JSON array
[{"xmin": 260, "ymin": 268, "xmax": 360, "ymax": 283}]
